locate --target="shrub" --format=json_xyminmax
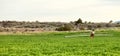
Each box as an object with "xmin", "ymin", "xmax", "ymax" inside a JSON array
[{"xmin": 56, "ymin": 24, "xmax": 73, "ymax": 31}]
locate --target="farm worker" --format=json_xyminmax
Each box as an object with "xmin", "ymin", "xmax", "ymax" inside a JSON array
[{"xmin": 90, "ymin": 29, "xmax": 95, "ymax": 38}]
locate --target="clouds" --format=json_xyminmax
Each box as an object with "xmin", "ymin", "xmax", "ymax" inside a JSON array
[
  {"xmin": 100, "ymin": 0, "xmax": 120, "ymax": 6},
  {"xmin": 0, "ymin": 0, "xmax": 120, "ymax": 22},
  {"xmin": 0, "ymin": 0, "xmax": 99, "ymax": 16},
  {"xmin": 102, "ymin": 0, "xmax": 120, "ymax": 2}
]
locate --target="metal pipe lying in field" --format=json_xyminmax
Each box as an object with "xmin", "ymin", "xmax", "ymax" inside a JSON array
[
  {"xmin": 65, "ymin": 35, "xmax": 88, "ymax": 38},
  {"xmin": 64, "ymin": 34, "xmax": 113, "ymax": 38}
]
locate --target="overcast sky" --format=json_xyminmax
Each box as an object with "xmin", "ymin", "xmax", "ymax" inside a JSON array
[{"xmin": 0, "ymin": 0, "xmax": 120, "ymax": 22}]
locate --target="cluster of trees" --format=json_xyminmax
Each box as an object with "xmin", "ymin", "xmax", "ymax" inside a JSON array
[
  {"xmin": 56, "ymin": 18, "xmax": 120, "ymax": 31},
  {"xmin": 56, "ymin": 18, "xmax": 82, "ymax": 31},
  {"xmin": 0, "ymin": 21, "xmax": 65, "ymax": 28}
]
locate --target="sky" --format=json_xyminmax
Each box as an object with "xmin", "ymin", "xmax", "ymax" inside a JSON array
[{"xmin": 0, "ymin": 0, "xmax": 120, "ymax": 22}]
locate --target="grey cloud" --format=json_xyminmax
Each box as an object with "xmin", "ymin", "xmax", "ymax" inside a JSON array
[
  {"xmin": 100, "ymin": 0, "xmax": 120, "ymax": 5},
  {"xmin": 0, "ymin": 0, "xmax": 120, "ymax": 22}
]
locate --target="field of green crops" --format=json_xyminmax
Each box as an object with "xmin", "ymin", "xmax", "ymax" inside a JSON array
[{"xmin": 0, "ymin": 30, "xmax": 120, "ymax": 56}]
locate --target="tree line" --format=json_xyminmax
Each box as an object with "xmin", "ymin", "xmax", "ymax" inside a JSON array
[{"xmin": 0, "ymin": 18, "xmax": 120, "ymax": 32}]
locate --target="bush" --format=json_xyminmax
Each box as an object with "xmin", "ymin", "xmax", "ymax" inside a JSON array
[
  {"xmin": 56, "ymin": 27, "xmax": 64, "ymax": 31},
  {"xmin": 97, "ymin": 24, "xmax": 102, "ymax": 28},
  {"xmin": 56, "ymin": 24, "xmax": 73, "ymax": 31},
  {"xmin": 87, "ymin": 25, "xmax": 92, "ymax": 30}
]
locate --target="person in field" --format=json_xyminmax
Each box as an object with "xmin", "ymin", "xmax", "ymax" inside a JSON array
[{"xmin": 90, "ymin": 29, "xmax": 95, "ymax": 38}]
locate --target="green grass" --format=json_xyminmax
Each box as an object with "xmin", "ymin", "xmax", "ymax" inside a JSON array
[{"xmin": 0, "ymin": 30, "xmax": 120, "ymax": 56}]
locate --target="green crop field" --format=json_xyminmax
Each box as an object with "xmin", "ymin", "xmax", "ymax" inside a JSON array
[{"xmin": 0, "ymin": 30, "xmax": 120, "ymax": 56}]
